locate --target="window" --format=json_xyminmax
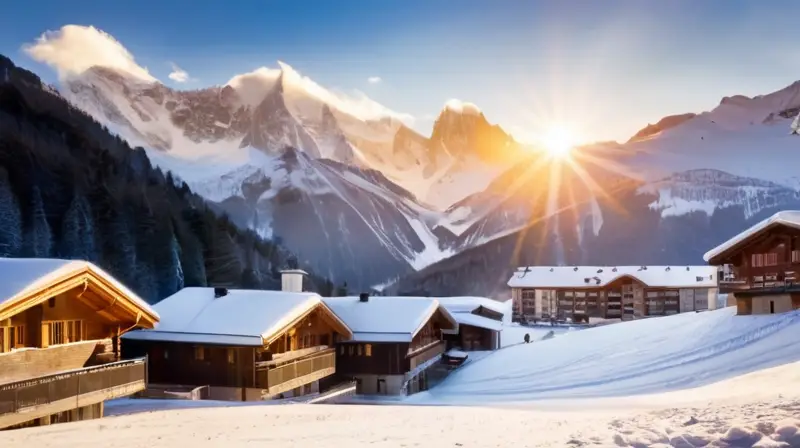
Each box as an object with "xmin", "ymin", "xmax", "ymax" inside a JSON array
[
  {"xmin": 47, "ymin": 321, "xmax": 82, "ymax": 346},
  {"xmin": 752, "ymin": 253, "xmax": 764, "ymax": 268},
  {"xmin": 48, "ymin": 297, "xmax": 56, "ymax": 308},
  {"xmin": 227, "ymin": 348, "xmax": 236, "ymax": 364},
  {"xmin": 792, "ymin": 250, "xmax": 800, "ymax": 263},
  {"xmin": 0, "ymin": 326, "xmax": 22, "ymax": 352},
  {"xmin": 348, "ymin": 345, "xmax": 354, "ymax": 356},
  {"xmin": 365, "ymin": 344, "xmax": 372, "ymax": 357},
  {"xmin": 194, "ymin": 346, "xmax": 205, "ymax": 361},
  {"xmin": 357, "ymin": 344, "xmax": 362, "ymax": 356},
  {"xmin": 339, "ymin": 345, "xmax": 345, "ymax": 355},
  {"xmin": 765, "ymin": 252, "xmax": 779, "ymax": 266}
]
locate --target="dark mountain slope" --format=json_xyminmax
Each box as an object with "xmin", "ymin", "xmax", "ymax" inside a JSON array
[{"xmin": 0, "ymin": 54, "xmax": 334, "ymax": 303}]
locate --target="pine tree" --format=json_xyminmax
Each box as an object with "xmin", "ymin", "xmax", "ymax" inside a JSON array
[
  {"xmin": 22, "ymin": 186, "xmax": 52, "ymax": 257},
  {"xmin": 59, "ymin": 191, "xmax": 96, "ymax": 261},
  {"xmin": 0, "ymin": 168, "xmax": 22, "ymax": 257}
]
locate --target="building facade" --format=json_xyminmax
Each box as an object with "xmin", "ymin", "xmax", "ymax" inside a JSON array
[
  {"xmin": 704, "ymin": 211, "xmax": 800, "ymax": 315},
  {"xmin": 0, "ymin": 258, "xmax": 159, "ymax": 429},
  {"xmin": 437, "ymin": 297, "xmax": 505, "ymax": 351},
  {"xmin": 323, "ymin": 294, "xmax": 457, "ymax": 396},
  {"xmin": 508, "ymin": 265, "xmax": 719, "ymax": 323},
  {"xmin": 121, "ymin": 287, "xmax": 353, "ymax": 401}
]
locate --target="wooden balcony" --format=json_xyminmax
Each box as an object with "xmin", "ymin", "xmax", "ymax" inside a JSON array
[
  {"xmin": 255, "ymin": 347, "xmax": 335, "ymax": 397},
  {"xmin": 0, "ymin": 358, "xmax": 147, "ymax": 429}
]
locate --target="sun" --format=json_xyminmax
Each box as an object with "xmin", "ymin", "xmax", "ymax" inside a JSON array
[{"xmin": 541, "ymin": 125, "xmax": 577, "ymax": 159}]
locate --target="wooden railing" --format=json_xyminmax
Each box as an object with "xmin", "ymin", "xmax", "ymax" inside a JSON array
[
  {"xmin": 256, "ymin": 348, "xmax": 335, "ymax": 391},
  {"xmin": 0, "ymin": 358, "xmax": 146, "ymax": 417}
]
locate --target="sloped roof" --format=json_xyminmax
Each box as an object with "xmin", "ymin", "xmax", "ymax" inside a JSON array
[
  {"xmin": 0, "ymin": 257, "xmax": 158, "ymax": 322},
  {"xmin": 322, "ymin": 296, "xmax": 458, "ymax": 343},
  {"xmin": 122, "ymin": 288, "xmax": 351, "ymax": 346},
  {"xmin": 449, "ymin": 312, "xmax": 503, "ymax": 332},
  {"xmin": 434, "ymin": 296, "xmax": 507, "ymax": 316},
  {"xmin": 703, "ymin": 210, "xmax": 800, "ymax": 262},
  {"xmin": 507, "ymin": 265, "xmax": 718, "ymax": 289}
]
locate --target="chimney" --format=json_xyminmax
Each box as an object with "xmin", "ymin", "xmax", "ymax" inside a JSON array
[
  {"xmin": 214, "ymin": 287, "xmax": 228, "ymax": 298},
  {"xmin": 281, "ymin": 269, "xmax": 308, "ymax": 293},
  {"xmin": 359, "ymin": 292, "xmax": 369, "ymax": 302}
]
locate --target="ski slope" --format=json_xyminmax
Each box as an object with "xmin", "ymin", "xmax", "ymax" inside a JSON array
[{"xmin": 416, "ymin": 307, "xmax": 800, "ymax": 405}]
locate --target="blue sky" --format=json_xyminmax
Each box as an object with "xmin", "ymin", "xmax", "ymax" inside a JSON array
[{"xmin": 1, "ymin": 0, "xmax": 799, "ymax": 143}]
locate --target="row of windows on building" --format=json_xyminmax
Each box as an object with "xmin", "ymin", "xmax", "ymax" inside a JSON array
[
  {"xmin": 192, "ymin": 346, "xmax": 237, "ymax": 364},
  {"xmin": 0, "ymin": 320, "xmax": 85, "ymax": 353},
  {"xmin": 339, "ymin": 343, "xmax": 373, "ymax": 357}
]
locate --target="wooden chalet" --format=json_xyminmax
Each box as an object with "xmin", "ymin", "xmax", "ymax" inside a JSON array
[
  {"xmin": 704, "ymin": 211, "xmax": 800, "ymax": 315},
  {"xmin": 322, "ymin": 294, "xmax": 458, "ymax": 396},
  {"xmin": 121, "ymin": 287, "xmax": 353, "ymax": 401},
  {"xmin": 0, "ymin": 258, "xmax": 159, "ymax": 429},
  {"xmin": 436, "ymin": 297, "xmax": 506, "ymax": 351},
  {"xmin": 508, "ymin": 265, "xmax": 719, "ymax": 323}
]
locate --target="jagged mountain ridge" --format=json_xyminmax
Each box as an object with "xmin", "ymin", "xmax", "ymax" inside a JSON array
[
  {"xmin": 56, "ymin": 62, "xmax": 529, "ymax": 289},
  {"xmin": 391, "ymin": 77, "xmax": 800, "ymax": 296},
  {"xmin": 44, "ymin": 50, "xmax": 800, "ymax": 294}
]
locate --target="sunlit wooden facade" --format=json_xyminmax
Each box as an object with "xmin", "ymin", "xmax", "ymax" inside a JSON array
[
  {"xmin": 705, "ymin": 212, "xmax": 800, "ymax": 315},
  {"xmin": 0, "ymin": 259, "xmax": 158, "ymax": 430}
]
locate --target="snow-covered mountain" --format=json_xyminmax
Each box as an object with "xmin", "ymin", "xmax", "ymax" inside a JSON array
[
  {"xmin": 57, "ymin": 63, "xmax": 528, "ymax": 288},
  {"xmin": 49, "ymin": 48, "xmax": 800, "ymax": 294},
  {"xmin": 391, "ymin": 80, "xmax": 800, "ymax": 296}
]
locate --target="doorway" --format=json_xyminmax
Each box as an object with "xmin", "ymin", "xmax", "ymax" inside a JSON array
[
  {"xmin": 377, "ymin": 378, "xmax": 386, "ymax": 394},
  {"xmin": 770, "ymin": 300, "xmax": 775, "ymax": 314}
]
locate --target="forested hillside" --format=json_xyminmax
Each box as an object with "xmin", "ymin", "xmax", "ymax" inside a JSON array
[{"xmin": 0, "ymin": 55, "xmax": 335, "ymax": 303}]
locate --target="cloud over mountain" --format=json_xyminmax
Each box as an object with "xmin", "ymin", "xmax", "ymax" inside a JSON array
[{"xmin": 23, "ymin": 24, "xmax": 156, "ymax": 82}]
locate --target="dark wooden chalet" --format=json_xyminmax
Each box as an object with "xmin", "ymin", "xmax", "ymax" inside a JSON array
[
  {"xmin": 322, "ymin": 294, "xmax": 458, "ymax": 395},
  {"xmin": 121, "ymin": 287, "xmax": 353, "ymax": 401},
  {"xmin": 0, "ymin": 258, "xmax": 159, "ymax": 429},
  {"xmin": 437, "ymin": 297, "xmax": 506, "ymax": 351},
  {"xmin": 704, "ymin": 211, "xmax": 800, "ymax": 315},
  {"xmin": 508, "ymin": 265, "xmax": 719, "ymax": 323}
]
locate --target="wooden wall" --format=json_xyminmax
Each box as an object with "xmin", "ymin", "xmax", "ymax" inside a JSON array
[
  {"xmin": 335, "ymin": 342, "xmax": 408, "ymax": 376},
  {"xmin": 122, "ymin": 339, "xmax": 256, "ymax": 388}
]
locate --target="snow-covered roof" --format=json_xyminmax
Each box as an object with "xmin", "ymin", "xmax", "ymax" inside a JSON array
[
  {"xmin": 322, "ymin": 296, "xmax": 458, "ymax": 343},
  {"xmin": 449, "ymin": 312, "xmax": 503, "ymax": 332},
  {"xmin": 434, "ymin": 296, "xmax": 507, "ymax": 316},
  {"xmin": 0, "ymin": 257, "xmax": 158, "ymax": 321},
  {"xmin": 507, "ymin": 265, "xmax": 718, "ymax": 289},
  {"xmin": 123, "ymin": 288, "xmax": 351, "ymax": 346},
  {"xmin": 703, "ymin": 210, "xmax": 800, "ymax": 262}
]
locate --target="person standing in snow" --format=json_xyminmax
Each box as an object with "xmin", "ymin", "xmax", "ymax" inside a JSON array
[{"xmin": 524, "ymin": 333, "xmax": 530, "ymax": 344}]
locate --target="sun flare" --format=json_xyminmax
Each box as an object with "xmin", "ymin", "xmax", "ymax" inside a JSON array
[{"xmin": 541, "ymin": 125, "xmax": 577, "ymax": 159}]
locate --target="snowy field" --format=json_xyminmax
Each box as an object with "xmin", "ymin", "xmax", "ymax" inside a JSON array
[
  {"xmin": 500, "ymin": 322, "xmax": 572, "ymax": 347},
  {"xmin": 3, "ymin": 308, "xmax": 800, "ymax": 447}
]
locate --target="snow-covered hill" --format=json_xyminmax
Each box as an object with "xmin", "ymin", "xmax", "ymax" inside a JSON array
[{"xmin": 415, "ymin": 307, "xmax": 800, "ymax": 403}]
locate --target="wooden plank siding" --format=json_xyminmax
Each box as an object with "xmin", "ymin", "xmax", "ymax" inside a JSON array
[
  {"xmin": 712, "ymin": 226, "xmax": 800, "ymax": 289},
  {"xmin": 121, "ymin": 305, "xmax": 349, "ymax": 393}
]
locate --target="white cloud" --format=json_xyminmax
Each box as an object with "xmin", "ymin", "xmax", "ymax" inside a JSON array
[
  {"xmin": 22, "ymin": 25, "xmax": 155, "ymax": 82},
  {"xmin": 168, "ymin": 63, "xmax": 190, "ymax": 83},
  {"xmin": 367, "ymin": 76, "xmax": 382, "ymax": 84},
  {"xmin": 444, "ymin": 99, "xmax": 481, "ymax": 115},
  {"xmin": 22, "ymin": 25, "xmax": 413, "ymax": 124}
]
